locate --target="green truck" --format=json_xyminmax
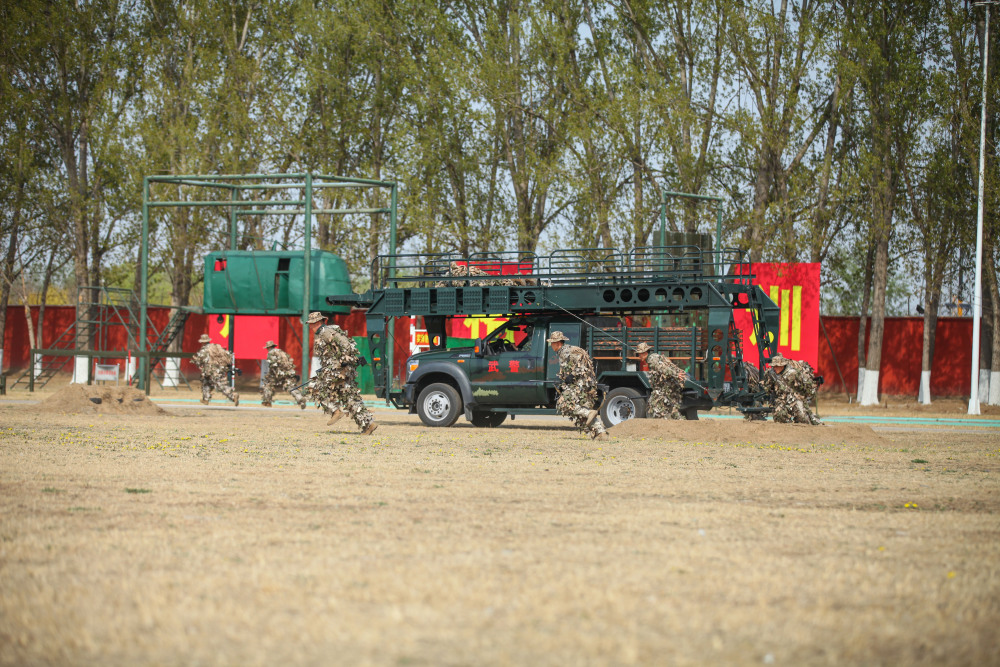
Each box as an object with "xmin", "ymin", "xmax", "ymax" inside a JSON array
[{"xmin": 328, "ymin": 244, "xmax": 781, "ymax": 428}]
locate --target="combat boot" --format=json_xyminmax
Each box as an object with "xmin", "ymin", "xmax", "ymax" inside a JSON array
[
  {"xmin": 233, "ymin": 392, "xmax": 239, "ymax": 407},
  {"xmin": 592, "ymin": 432, "xmax": 610, "ymax": 441},
  {"xmin": 362, "ymin": 422, "xmax": 378, "ymax": 436},
  {"xmin": 327, "ymin": 409, "xmax": 343, "ymax": 425}
]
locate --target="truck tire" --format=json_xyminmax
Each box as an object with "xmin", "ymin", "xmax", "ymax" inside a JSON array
[
  {"xmin": 417, "ymin": 383, "xmax": 462, "ymax": 427},
  {"xmin": 470, "ymin": 411, "xmax": 507, "ymax": 428},
  {"xmin": 600, "ymin": 387, "xmax": 647, "ymax": 427}
]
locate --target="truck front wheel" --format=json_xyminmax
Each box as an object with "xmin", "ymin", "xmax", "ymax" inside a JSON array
[
  {"xmin": 417, "ymin": 383, "xmax": 462, "ymax": 427},
  {"xmin": 600, "ymin": 387, "xmax": 647, "ymax": 427}
]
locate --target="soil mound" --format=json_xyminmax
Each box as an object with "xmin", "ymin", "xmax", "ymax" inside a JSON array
[
  {"xmin": 38, "ymin": 384, "xmax": 168, "ymax": 416},
  {"xmin": 610, "ymin": 418, "xmax": 886, "ymax": 446}
]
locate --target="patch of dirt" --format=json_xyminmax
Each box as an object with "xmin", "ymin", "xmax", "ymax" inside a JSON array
[
  {"xmin": 37, "ymin": 384, "xmax": 168, "ymax": 416},
  {"xmin": 610, "ymin": 417, "xmax": 887, "ymax": 446}
]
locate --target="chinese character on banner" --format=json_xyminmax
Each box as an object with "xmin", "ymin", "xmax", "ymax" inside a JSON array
[
  {"xmin": 488, "ymin": 360, "xmax": 499, "ymax": 373},
  {"xmin": 447, "ymin": 316, "xmax": 508, "ymax": 340},
  {"xmin": 509, "ymin": 360, "xmax": 520, "ymax": 373},
  {"xmin": 733, "ymin": 263, "xmax": 820, "ymax": 368}
]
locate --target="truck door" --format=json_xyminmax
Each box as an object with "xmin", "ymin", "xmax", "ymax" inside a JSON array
[{"xmin": 468, "ymin": 320, "xmax": 546, "ymax": 405}]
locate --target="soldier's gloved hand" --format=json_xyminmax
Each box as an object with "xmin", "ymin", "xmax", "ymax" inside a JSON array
[
  {"xmin": 294, "ymin": 375, "xmax": 301, "ymax": 382},
  {"xmin": 235, "ymin": 368, "xmax": 243, "ymax": 376},
  {"xmin": 357, "ymin": 356, "xmax": 368, "ymax": 367}
]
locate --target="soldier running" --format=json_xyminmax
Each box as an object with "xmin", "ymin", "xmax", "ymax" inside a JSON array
[
  {"xmin": 635, "ymin": 342, "xmax": 686, "ymax": 420},
  {"xmin": 260, "ymin": 340, "xmax": 307, "ymax": 409},
  {"xmin": 193, "ymin": 333, "xmax": 239, "ymax": 406},
  {"xmin": 307, "ymin": 312, "xmax": 377, "ymax": 435},
  {"xmin": 547, "ymin": 330, "xmax": 609, "ymax": 441},
  {"xmin": 762, "ymin": 353, "xmax": 823, "ymax": 425}
]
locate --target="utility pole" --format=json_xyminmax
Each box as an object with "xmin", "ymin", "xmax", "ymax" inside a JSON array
[{"xmin": 970, "ymin": 0, "xmax": 997, "ymax": 415}]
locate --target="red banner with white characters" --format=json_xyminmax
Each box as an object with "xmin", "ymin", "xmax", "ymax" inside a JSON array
[{"xmin": 733, "ymin": 263, "xmax": 820, "ymax": 368}]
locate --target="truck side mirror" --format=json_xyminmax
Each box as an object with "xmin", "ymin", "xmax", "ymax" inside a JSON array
[{"xmin": 474, "ymin": 338, "xmax": 485, "ymax": 357}]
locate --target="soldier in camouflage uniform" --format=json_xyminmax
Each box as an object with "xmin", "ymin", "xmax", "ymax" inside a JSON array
[
  {"xmin": 307, "ymin": 312, "xmax": 377, "ymax": 435},
  {"xmin": 436, "ymin": 261, "xmax": 491, "ymax": 287},
  {"xmin": 193, "ymin": 333, "xmax": 239, "ymax": 406},
  {"xmin": 435, "ymin": 261, "xmax": 536, "ymax": 287},
  {"xmin": 762, "ymin": 353, "xmax": 822, "ymax": 425},
  {"xmin": 260, "ymin": 340, "xmax": 307, "ymax": 409},
  {"xmin": 635, "ymin": 342, "xmax": 686, "ymax": 420},
  {"xmin": 548, "ymin": 331, "xmax": 609, "ymax": 440}
]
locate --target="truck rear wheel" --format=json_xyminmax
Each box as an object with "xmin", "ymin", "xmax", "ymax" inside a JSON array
[
  {"xmin": 417, "ymin": 383, "xmax": 462, "ymax": 427},
  {"xmin": 470, "ymin": 411, "xmax": 507, "ymax": 428},
  {"xmin": 600, "ymin": 387, "xmax": 647, "ymax": 427}
]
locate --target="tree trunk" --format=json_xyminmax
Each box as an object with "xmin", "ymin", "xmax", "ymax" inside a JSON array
[
  {"xmin": 919, "ymin": 283, "xmax": 942, "ymax": 404},
  {"xmin": 37, "ymin": 248, "xmax": 58, "ymax": 351},
  {"xmin": 0, "ymin": 224, "xmax": 18, "ymax": 372},
  {"xmin": 856, "ymin": 244, "xmax": 875, "ymax": 401},
  {"xmin": 861, "ymin": 167, "xmax": 895, "ymax": 406},
  {"xmin": 989, "ymin": 252, "xmax": 1000, "ymax": 405}
]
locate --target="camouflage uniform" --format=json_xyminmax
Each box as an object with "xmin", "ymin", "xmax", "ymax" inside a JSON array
[
  {"xmin": 644, "ymin": 351, "xmax": 686, "ymax": 420},
  {"xmin": 193, "ymin": 337, "xmax": 239, "ymax": 405},
  {"xmin": 311, "ymin": 323, "xmax": 374, "ymax": 432},
  {"xmin": 436, "ymin": 261, "xmax": 492, "ymax": 287},
  {"xmin": 762, "ymin": 355, "xmax": 822, "ymax": 425},
  {"xmin": 552, "ymin": 336, "xmax": 607, "ymax": 439},
  {"xmin": 436, "ymin": 261, "xmax": 536, "ymax": 287},
  {"xmin": 261, "ymin": 343, "xmax": 307, "ymax": 409}
]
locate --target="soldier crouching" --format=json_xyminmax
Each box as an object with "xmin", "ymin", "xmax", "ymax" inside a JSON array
[
  {"xmin": 762, "ymin": 353, "xmax": 822, "ymax": 425},
  {"xmin": 260, "ymin": 340, "xmax": 307, "ymax": 409},
  {"xmin": 635, "ymin": 342, "xmax": 685, "ymax": 420},
  {"xmin": 547, "ymin": 330, "xmax": 608, "ymax": 440}
]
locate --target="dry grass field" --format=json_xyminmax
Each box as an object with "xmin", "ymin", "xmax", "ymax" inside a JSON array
[{"xmin": 1, "ymin": 387, "xmax": 999, "ymax": 666}]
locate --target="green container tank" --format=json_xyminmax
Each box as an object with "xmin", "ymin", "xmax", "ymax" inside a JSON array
[{"xmin": 203, "ymin": 250, "xmax": 351, "ymax": 314}]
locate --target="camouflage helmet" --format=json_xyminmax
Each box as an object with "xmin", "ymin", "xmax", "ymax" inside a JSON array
[
  {"xmin": 307, "ymin": 311, "xmax": 326, "ymax": 324},
  {"xmin": 546, "ymin": 330, "xmax": 570, "ymax": 343},
  {"xmin": 263, "ymin": 340, "xmax": 277, "ymax": 349},
  {"xmin": 634, "ymin": 342, "xmax": 653, "ymax": 355},
  {"xmin": 198, "ymin": 334, "xmax": 212, "ymax": 344},
  {"xmin": 770, "ymin": 353, "xmax": 789, "ymax": 367}
]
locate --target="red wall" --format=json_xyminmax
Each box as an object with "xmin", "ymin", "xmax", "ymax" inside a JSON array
[
  {"xmin": 817, "ymin": 316, "xmax": 973, "ymax": 396},
  {"xmin": 2, "ymin": 307, "xmax": 978, "ymax": 396},
  {"xmin": 2, "ymin": 306, "xmax": 409, "ymax": 381}
]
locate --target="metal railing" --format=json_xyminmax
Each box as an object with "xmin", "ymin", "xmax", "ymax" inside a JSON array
[{"xmin": 369, "ymin": 245, "xmax": 754, "ymax": 290}]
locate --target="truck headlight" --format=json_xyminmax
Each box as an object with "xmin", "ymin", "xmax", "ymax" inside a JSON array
[{"xmin": 407, "ymin": 359, "xmax": 419, "ymax": 376}]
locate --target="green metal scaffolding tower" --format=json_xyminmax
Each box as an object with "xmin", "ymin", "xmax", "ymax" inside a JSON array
[{"xmin": 139, "ymin": 173, "xmax": 398, "ymax": 391}]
